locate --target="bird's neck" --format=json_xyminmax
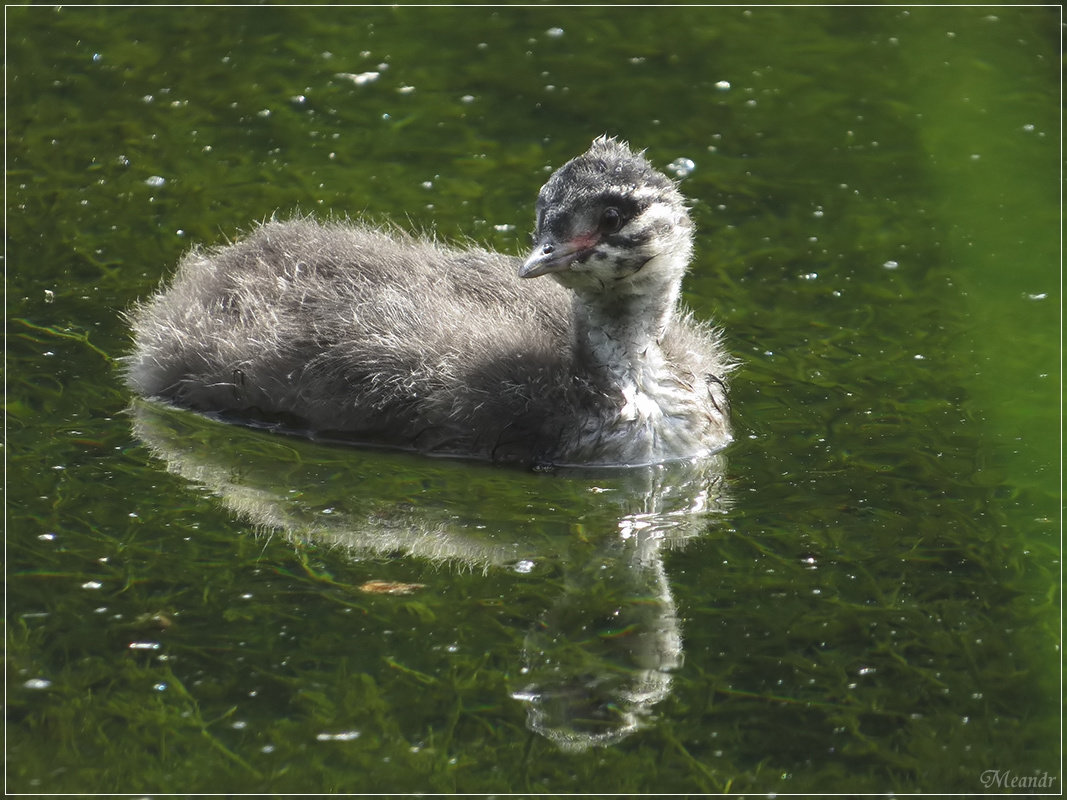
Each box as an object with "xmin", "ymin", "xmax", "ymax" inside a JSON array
[{"xmin": 571, "ymin": 279, "xmax": 680, "ymax": 388}]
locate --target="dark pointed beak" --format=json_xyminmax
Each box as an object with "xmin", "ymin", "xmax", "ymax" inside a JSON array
[{"xmin": 519, "ymin": 238, "xmax": 589, "ymax": 279}]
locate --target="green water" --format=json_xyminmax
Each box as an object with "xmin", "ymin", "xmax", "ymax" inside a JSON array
[{"xmin": 7, "ymin": 5, "xmax": 1060, "ymax": 794}]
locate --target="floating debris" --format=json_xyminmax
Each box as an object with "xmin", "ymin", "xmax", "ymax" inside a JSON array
[
  {"xmin": 358, "ymin": 579, "xmax": 425, "ymax": 595},
  {"xmin": 316, "ymin": 730, "xmax": 361, "ymax": 742},
  {"xmin": 336, "ymin": 71, "xmax": 380, "ymax": 86}
]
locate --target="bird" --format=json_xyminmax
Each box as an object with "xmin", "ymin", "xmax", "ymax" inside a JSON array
[{"xmin": 123, "ymin": 136, "xmax": 734, "ymax": 467}]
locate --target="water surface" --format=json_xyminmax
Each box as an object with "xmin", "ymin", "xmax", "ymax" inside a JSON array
[{"xmin": 7, "ymin": 6, "xmax": 1060, "ymax": 794}]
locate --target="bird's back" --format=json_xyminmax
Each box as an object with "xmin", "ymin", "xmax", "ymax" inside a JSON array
[{"xmin": 125, "ymin": 219, "xmax": 584, "ymax": 458}]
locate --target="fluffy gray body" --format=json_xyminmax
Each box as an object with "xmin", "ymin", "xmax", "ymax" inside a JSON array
[{"xmin": 124, "ymin": 138, "xmax": 733, "ymax": 466}]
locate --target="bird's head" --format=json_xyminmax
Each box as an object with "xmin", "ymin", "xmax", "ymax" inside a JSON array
[{"xmin": 520, "ymin": 136, "xmax": 694, "ymax": 297}]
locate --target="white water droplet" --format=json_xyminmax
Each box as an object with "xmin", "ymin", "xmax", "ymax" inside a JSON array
[{"xmin": 667, "ymin": 157, "xmax": 695, "ymax": 178}]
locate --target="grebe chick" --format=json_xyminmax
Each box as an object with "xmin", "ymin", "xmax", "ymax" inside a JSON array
[{"xmin": 124, "ymin": 136, "xmax": 734, "ymax": 467}]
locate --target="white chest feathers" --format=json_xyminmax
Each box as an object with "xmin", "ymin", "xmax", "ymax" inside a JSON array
[{"xmin": 567, "ymin": 350, "xmax": 730, "ymax": 468}]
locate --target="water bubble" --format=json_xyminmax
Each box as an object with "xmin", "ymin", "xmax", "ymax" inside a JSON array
[
  {"xmin": 666, "ymin": 157, "xmax": 696, "ymax": 178},
  {"xmin": 513, "ymin": 559, "xmax": 535, "ymax": 574},
  {"xmin": 144, "ymin": 176, "xmax": 166, "ymax": 188},
  {"xmin": 24, "ymin": 678, "xmax": 52, "ymax": 690},
  {"xmin": 714, "ymin": 80, "xmax": 731, "ymax": 90},
  {"xmin": 545, "ymin": 26, "xmax": 564, "ymax": 38}
]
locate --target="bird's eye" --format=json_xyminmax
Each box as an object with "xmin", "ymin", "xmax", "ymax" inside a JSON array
[{"xmin": 599, "ymin": 206, "xmax": 623, "ymax": 235}]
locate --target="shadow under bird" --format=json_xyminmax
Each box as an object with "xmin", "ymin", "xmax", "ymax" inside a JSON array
[{"xmin": 124, "ymin": 136, "xmax": 734, "ymax": 467}]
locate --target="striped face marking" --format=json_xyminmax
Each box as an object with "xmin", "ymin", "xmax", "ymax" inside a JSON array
[{"xmin": 522, "ymin": 139, "xmax": 690, "ymax": 287}]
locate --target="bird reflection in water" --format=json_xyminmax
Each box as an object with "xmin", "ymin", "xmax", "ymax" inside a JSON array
[{"xmin": 128, "ymin": 399, "xmax": 730, "ymax": 752}]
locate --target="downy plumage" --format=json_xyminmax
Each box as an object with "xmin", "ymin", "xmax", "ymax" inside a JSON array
[{"xmin": 124, "ymin": 137, "xmax": 734, "ymax": 466}]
